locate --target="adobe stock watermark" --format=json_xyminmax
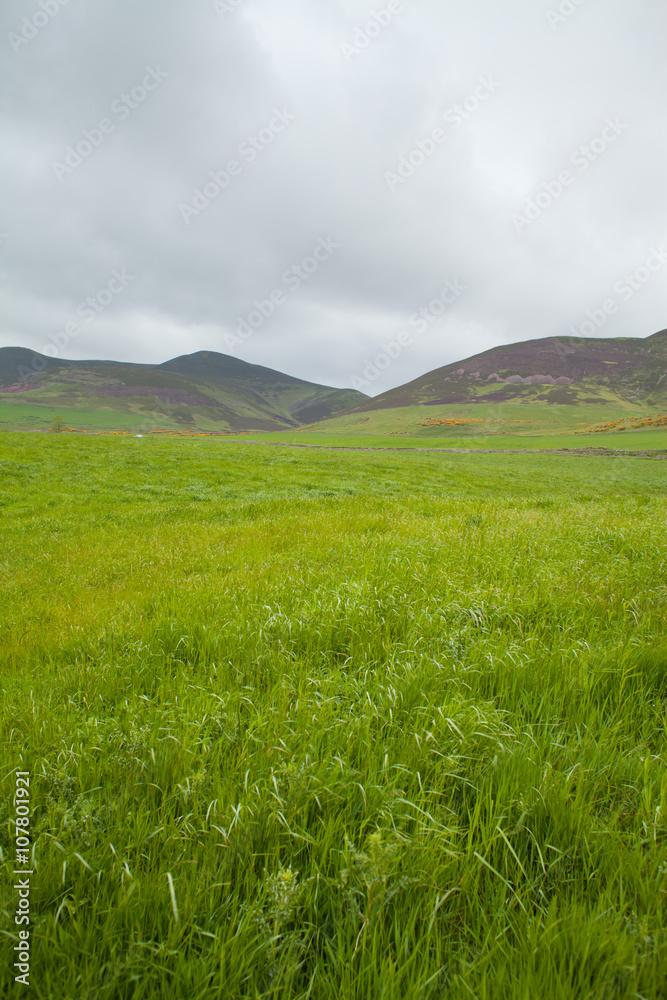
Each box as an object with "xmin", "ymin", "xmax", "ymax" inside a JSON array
[
  {"xmin": 221, "ymin": 236, "xmax": 340, "ymax": 352},
  {"xmin": 349, "ymin": 277, "xmax": 467, "ymax": 392},
  {"xmin": 8, "ymin": 0, "xmax": 70, "ymax": 54},
  {"xmin": 546, "ymin": 0, "xmax": 590, "ymax": 30},
  {"xmin": 340, "ymin": 2, "xmax": 403, "ymax": 62},
  {"xmin": 212, "ymin": 0, "xmax": 246, "ymax": 17},
  {"xmin": 15, "ymin": 267, "xmax": 134, "ymax": 380},
  {"xmin": 13, "ymin": 770, "xmax": 32, "ymax": 987},
  {"xmin": 568, "ymin": 246, "xmax": 667, "ymax": 337},
  {"xmin": 52, "ymin": 66, "xmax": 169, "ymax": 181},
  {"xmin": 179, "ymin": 108, "xmax": 296, "ymax": 224},
  {"xmin": 512, "ymin": 116, "xmax": 628, "ymax": 233},
  {"xmin": 384, "ymin": 76, "xmax": 501, "ymax": 192}
]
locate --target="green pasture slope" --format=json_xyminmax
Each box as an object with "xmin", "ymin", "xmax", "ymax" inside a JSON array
[
  {"xmin": 1, "ymin": 432, "xmax": 667, "ymax": 998},
  {"xmin": 0, "ymin": 400, "xmax": 153, "ymax": 432},
  {"xmin": 226, "ymin": 401, "xmax": 667, "ymax": 452},
  {"xmin": 294, "ymin": 401, "xmax": 660, "ymax": 436}
]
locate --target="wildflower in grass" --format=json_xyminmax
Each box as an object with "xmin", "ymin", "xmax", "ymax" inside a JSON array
[
  {"xmin": 248, "ymin": 864, "xmax": 308, "ymax": 987},
  {"xmin": 339, "ymin": 830, "xmax": 416, "ymax": 953},
  {"xmin": 249, "ymin": 864, "xmax": 306, "ymax": 943},
  {"xmin": 264, "ymin": 865, "xmax": 302, "ymax": 931}
]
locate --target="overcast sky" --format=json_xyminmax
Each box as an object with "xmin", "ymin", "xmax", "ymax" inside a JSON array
[{"xmin": 1, "ymin": 0, "xmax": 666, "ymax": 394}]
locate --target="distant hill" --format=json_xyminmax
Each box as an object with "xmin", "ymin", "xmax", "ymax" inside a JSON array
[
  {"xmin": 350, "ymin": 329, "xmax": 667, "ymax": 411},
  {"xmin": 0, "ymin": 348, "xmax": 367, "ymax": 432},
  {"xmin": 3, "ymin": 331, "xmax": 666, "ymax": 435}
]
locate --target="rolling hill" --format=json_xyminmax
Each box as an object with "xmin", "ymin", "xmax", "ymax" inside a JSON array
[
  {"xmin": 350, "ymin": 329, "xmax": 667, "ymax": 412},
  {"xmin": 0, "ymin": 348, "xmax": 368, "ymax": 432},
  {"xmin": 291, "ymin": 328, "xmax": 667, "ymax": 444},
  {"xmin": 3, "ymin": 330, "xmax": 666, "ymax": 439}
]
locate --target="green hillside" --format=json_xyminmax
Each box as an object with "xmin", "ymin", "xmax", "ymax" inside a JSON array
[
  {"xmin": 351, "ymin": 328, "xmax": 667, "ymax": 412},
  {"xmin": 0, "ymin": 348, "xmax": 367, "ymax": 433},
  {"xmin": 293, "ymin": 330, "xmax": 667, "ymax": 443},
  {"xmin": 286, "ymin": 402, "xmax": 667, "ymax": 448}
]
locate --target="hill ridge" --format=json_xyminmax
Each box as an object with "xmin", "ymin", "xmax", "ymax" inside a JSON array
[
  {"xmin": 351, "ymin": 328, "xmax": 667, "ymax": 411},
  {"xmin": 0, "ymin": 347, "xmax": 368, "ymax": 432}
]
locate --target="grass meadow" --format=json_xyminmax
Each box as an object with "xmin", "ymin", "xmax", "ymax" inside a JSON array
[
  {"xmin": 226, "ymin": 429, "xmax": 667, "ymax": 453},
  {"xmin": 1, "ymin": 433, "xmax": 667, "ymax": 998}
]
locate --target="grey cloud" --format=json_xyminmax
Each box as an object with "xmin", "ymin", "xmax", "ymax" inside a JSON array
[{"xmin": 1, "ymin": 0, "xmax": 665, "ymax": 392}]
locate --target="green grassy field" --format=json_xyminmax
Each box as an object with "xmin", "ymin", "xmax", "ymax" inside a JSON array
[
  {"xmin": 297, "ymin": 403, "xmax": 659, "ymax": 438},
  {"xmin": 226, "ymin": 427, "xmax": 667, "ymax": 452},
  {"xmin": 3, "ymin": 395, "xmax": 667, "ymax": 452},
  {"xmin": 0, "ymin": 401, "xmax": 160, "ymax": 432},
  {"xmin": 1, "ymin": 433, "xmax": 667, "ymax": 998}
]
